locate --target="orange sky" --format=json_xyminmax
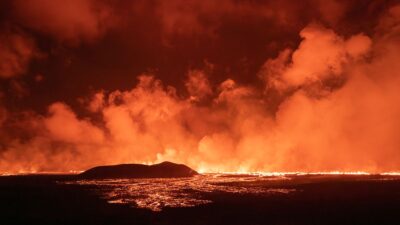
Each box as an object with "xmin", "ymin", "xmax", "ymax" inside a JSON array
[{"xmin": 0, "ymin": 0, "xmax": 400, "ymax": 173}]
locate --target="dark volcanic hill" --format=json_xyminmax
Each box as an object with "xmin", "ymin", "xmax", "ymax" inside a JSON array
[{"xmin": 78, "ymin": 161, "xmax": 198, "ymax": 179}]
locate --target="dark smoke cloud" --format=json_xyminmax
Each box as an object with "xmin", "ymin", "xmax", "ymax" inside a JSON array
[
  {"xmin": 12, "ymin": 0, "xmax": 116, "ymax": 44},
  {"xmin": 0, "ymin": 29, "xmax": 38, "ymax": 78}
]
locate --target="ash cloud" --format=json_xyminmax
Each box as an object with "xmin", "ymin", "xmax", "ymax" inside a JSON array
[{"xmin": 0, "ymin": 1, "xmax": 400, "ymax": 173}]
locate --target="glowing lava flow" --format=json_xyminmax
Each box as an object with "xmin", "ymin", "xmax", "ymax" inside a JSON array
[
  {"xmin": 63, "ymin": 172, "xmax": 400, "ymax": 211},
  {"xmin": 64, "ymin": 174, "xmax": 295, "ymax": 211},
  {"xmin": 217, "ymin": 171, "xmax": 372, "ymax": 176}
]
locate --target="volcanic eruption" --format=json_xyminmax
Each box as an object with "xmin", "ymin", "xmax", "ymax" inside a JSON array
[{"xmin": 1, "ymin": 1, "xmax": 400, "ymax": 225}]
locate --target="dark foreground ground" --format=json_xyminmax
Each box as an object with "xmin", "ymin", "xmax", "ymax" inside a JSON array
[{"xmin": 1, "ymin": 174, "xmax": 400, "ymax": 225}]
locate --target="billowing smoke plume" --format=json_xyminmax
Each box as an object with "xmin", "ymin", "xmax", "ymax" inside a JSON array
[{"xmin": 0, "ymin": 1, "xmax": 400, "ymax": 173}]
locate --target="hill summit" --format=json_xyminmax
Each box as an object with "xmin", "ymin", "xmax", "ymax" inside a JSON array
[{"xmin": 78, "ymin": 161, "xmax": 198, "ymax": 179}]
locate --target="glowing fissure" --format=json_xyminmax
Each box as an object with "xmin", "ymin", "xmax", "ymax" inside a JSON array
[{"xmin": 4, "ymin": 171, "xmax": 400, "ymax": 177}]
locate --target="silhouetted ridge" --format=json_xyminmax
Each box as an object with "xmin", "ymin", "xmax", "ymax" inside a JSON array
[{"xmin": 78, "ymin": 161, "xmax": 198, "ymax": 179}]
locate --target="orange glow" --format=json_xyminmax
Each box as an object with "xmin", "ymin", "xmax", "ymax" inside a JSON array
[{"xmin": 1, "ymin": 2, "xmax": 400, "ymax": 174}]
